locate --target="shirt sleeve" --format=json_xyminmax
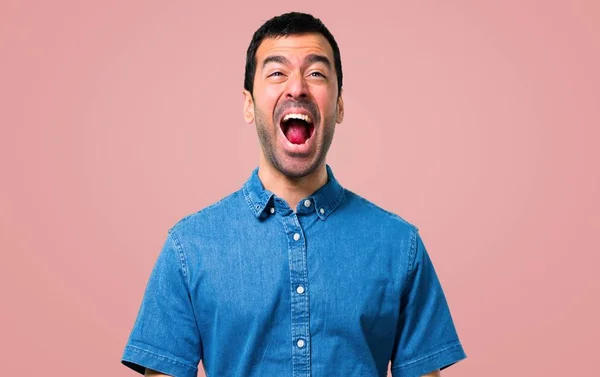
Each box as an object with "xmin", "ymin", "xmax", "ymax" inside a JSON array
[
  {"xmin": 390, "ymin": 229, "xmax": 466, "ymax": 377},
  {"xmin": 121, "ymin": 229, "xmax": 202, "ymax": 377}
]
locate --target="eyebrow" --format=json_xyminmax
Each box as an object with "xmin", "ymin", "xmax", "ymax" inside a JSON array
[
  {"xmin": 262, "ymin": 55, "xmax": 290, "ymax": 69},
  {"xmin": 261, "ymin": 54, "xmax": 332, "ymax": 70},
  {"xmin": 305, "ymin": 54, "xmax": 332, "ymax": 69}
]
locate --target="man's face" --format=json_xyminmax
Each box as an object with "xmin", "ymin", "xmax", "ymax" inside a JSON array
[{"xmin": 243, "ymin": 33, "xmax": 344, "ymax": 178}]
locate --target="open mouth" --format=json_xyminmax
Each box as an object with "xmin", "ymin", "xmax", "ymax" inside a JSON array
[{"xmin": 280, "ymin": 113, "xmax": 315, "ymax": 145}]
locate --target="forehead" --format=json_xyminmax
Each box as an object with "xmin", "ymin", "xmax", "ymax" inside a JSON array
[{"xmin": 256, "ymin": 33, "xmax": 334, "ymax": 65}]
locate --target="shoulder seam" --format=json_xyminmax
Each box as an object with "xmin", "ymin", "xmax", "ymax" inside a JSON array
[
  {"xmin": 167, "ymin": 227, "xmax": 191, "ymax": 289},
  {"xmin": 401, "ymin": 225, "xmax": 420, "ymax": 295}
]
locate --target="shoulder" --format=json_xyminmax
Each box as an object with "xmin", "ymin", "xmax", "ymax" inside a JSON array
[
  {"xmin": 342, "ymin": 188, "xmax": 419, "ymax": 233},
  {"xmin": 340, "ymin": 188, "xmax": 423, "ymax": 271},
  {"xmin": 167, "ymin": 189, "xmax": 245, "ymax": 236}
]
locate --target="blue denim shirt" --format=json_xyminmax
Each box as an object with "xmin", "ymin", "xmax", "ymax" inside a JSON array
[{"xmin": 121, "ymin": 165, "xmax": 466, "ymax": 377}]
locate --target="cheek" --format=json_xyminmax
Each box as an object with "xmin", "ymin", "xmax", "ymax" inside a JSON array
[
  {"xmin": 262, "ymin": 84, "xmax": 283, "ymax": 102},
  {"xmin": 313, "ymin": 90, "xmax": 338, "ymax": 116},
  {"xmin": 256, "ymin": 90, "xmax": 282, "ymax": 117}
]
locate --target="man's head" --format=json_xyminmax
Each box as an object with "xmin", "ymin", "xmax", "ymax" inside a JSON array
[
  {"xmin": 243, "ymin": 12, "xmax": 344, "ymax": 179},
  {"xmin": 244, "ymin": 12, "xmax": 343, "ymax": 98}
]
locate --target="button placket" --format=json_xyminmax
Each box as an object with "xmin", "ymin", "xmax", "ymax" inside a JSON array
[{"xmin": 280, "ymin": 211, "xmax": 311, "ymax": 377}]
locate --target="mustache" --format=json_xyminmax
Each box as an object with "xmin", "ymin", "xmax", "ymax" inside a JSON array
[{"xmin": 274, "ymin": 100, "xmax": 319, "ymax": 123}]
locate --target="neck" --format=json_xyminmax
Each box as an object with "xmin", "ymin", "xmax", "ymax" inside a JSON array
[{"xmin": 258, "ymin": 155, "xmax": 328, "ymax": 212}]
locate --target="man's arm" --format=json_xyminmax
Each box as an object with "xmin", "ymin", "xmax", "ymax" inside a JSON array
[
  {"xmin": 423, "ymin": 370, "xmax": 441, "ymax": 377},
  {"xmin": 145, "ymin": 368, "xmax": 170, "ymax": 376}
]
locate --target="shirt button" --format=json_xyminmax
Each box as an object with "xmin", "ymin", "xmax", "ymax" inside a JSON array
[
  {"xmin": 293, "ymin": 233, "xmax": 300, "ymax": 241},
  {"xmin": 319, "ymin": 208, "xmax": 325, "ymax": 215},
  {"xmin": 296, "ymin": 285, "xmax": 305, "ymax": 294},
  {"xmin": 269, "ymin": 207, "xmax": 275, "ymax": 214},
  {"xmin": 297, "ymin": 339, "xmax": 305, "ymax": 348},
  {"xmin": 303, "ymin": 199, "xmax": 311, "ymax": 207}
]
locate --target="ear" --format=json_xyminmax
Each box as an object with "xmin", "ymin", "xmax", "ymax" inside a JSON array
[
  {"xmin": 243, "ymin": 89, "xmax": 255, "ymax": 124},
  {"xmin": 336, "ymin": 90, "xmax": 344, "ymax": 124}
]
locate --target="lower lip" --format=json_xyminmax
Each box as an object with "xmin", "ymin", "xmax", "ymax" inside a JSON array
[{"xmin": 278, "ymin": 124, "xmax": 315, "ymax": 155}]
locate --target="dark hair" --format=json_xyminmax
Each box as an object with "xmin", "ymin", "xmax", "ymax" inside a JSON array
[{"xmin": 244, "ymin": 12, "xmax": 343, "ymax": 97}]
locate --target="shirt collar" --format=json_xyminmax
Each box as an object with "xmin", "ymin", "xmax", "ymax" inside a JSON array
[{"xmin": 242, "ymin": 164, "xmax": 345, "ymax": 221}]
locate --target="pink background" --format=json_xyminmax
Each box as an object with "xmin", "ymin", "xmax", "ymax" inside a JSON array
[{"xmin": 1, "ymin": 1, "xmax": 599, "ymax": 376}]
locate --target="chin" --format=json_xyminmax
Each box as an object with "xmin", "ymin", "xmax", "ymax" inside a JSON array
[{"xmin": 274, "ymin": 157, "xmax": 321, "ymax": 179}]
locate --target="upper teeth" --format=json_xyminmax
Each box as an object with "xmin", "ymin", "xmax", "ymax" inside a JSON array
[{"xmin": 283, "ymin": 113, "xmax": 312, "ymax": 123}]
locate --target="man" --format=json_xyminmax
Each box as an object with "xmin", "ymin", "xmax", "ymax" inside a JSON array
[{"xmin": 121, "ymin": 12, "xmax": 466, "ymax": 377}]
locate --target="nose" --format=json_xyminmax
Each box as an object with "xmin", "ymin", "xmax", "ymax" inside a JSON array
[{"xmin": 284, "ymin": 72, "xmax": 308, "ymax": 100}]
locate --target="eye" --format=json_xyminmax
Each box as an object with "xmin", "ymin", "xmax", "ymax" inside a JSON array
[
  {"xmin": 309, "ymin": 72, "xmax": 325, "ymax": 78},
  {"xmin": 268, "ymin": 71, "xmax": 284, "ymax": 77}
]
